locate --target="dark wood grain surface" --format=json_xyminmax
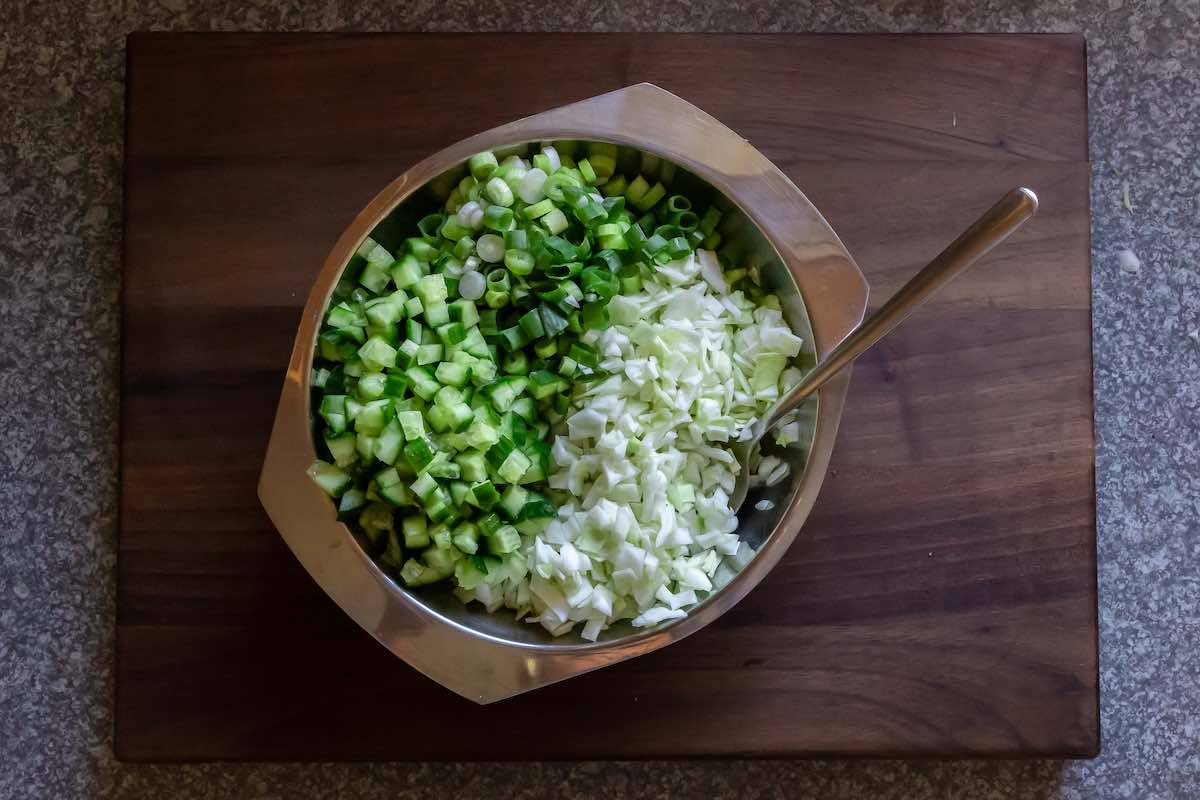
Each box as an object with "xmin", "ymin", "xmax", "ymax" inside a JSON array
[{"xmin": 118, "ymin": 33, "xmax": 1097, "ymax": 761}]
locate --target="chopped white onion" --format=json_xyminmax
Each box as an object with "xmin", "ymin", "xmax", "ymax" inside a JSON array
[
  {"xmin": 457, "ymin": 269, "xmax": 485, "ymax": 300},
  {"xmin": 518, "ymin": 168, "xmax": 548, "ymax": 204},
  {"xmin": 507, "ymin": 250, "xmax": 801, "ymax": 636},
  {"xmin": 475, "ymin": 234, "xmax": 505, "ymax": 263}
]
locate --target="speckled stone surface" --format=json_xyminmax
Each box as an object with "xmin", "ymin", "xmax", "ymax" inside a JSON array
[{"xmin": 1, "ymin": 1, "xmax": 1197, "ymax": 797}]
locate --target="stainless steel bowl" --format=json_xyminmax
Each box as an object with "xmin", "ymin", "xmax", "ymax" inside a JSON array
[{"xmin": 258, "ymin": 84, "xmax": 868, "ymax": 703}]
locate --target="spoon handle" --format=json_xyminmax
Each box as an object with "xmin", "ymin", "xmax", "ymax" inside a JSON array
[{"xmin": 763, "ymin": 186, "xmax": 1039, "ymax": 433}]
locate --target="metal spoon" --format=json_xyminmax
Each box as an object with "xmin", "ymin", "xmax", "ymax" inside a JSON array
[{"xmin": 729, "ymin": 186, "xmax": 1040, "ymax": 511}]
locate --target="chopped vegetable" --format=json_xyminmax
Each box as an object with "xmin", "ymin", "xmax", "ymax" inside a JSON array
[{"xmin": 308, "ymin": 143, "xmax": 811, "ymax": 640}]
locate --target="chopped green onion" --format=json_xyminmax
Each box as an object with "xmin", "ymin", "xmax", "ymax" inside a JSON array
[
  {"xmin": 666, "ymin": 194, "xmax": 690, "ymax": 213},
  {"xmin": 504, "ymin": 249, "xmax": 534, "ymax": 275},
  {"xmin": 484, "ymin": 176, "xmax": 514, "ymax": 207},
  {"xmin": 545, "ymin": 261, "xmax": 582, "ymax": 281},
  {"xmin": 518, "ymin": 308, "xmax": 545, "ymax": 340},
  {"xmin": 581, "ymin": 266, "xmax": 619, "ymax": 300},
  {"xmin": 523, "ymin": 198, "xmax": 555, "ymax": 219},
  {"xmin": 699, "ymin": 206, "xmax": 722, "ymax": 235},
  {"xmin": 538, "ymin": 304, "xmax": 569, "ymax": 338},
  {"xmin": 483, "ymin": 204, "xmax": 513, "ymax": 231},
  {"xmin": 578, "ymin": 158, "xmax": 597, "ymax": 184},
  {"xmin": 468, "ymin": 151, "xmax": 498, "ymax": 181},
  {"xmin": 541, "ymin": 208, "xmax": 569, "ymax": 234},
  {"xmin": 601, "ymin": 174, "xmax": 628, "ymax": 197},
  {"xmin": 418, "ymin": 213, "xmax": 445, "ymax": 238}
]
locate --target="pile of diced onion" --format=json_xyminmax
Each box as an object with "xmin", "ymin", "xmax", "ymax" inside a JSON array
[{"xmin": 463, "ymin": 250, "xmax": 805, "ymax": 639}]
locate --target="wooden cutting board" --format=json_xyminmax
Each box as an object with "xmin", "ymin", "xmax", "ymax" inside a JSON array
[{"xmin": 118, "ymin": 32, "xmax": 1097, "ymax": 761}]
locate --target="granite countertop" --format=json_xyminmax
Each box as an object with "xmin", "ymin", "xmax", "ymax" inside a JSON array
[{"xmin": 1, "ymin": 1, "xmax": 1197, "ymax": 798}]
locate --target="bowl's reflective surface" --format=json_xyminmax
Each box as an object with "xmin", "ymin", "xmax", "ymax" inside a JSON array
[{"xmin": 259, "ymin": 84, "xmax": 867, "ymax": 701}]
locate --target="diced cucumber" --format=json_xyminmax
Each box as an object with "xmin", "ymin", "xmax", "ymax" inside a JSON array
[
  {"xmin": 416, "ymin": 343, "xmax": 444, "ymax": 365},
  {"xmin": 424, "ymin": 301, "xmax": 450, "ymax": 327},
  {"xmin": 406, "ymin": 366, "xmax": 440, "ymax": 400},
  {"xmin": 434, "ymin": 385, "xmax": 462, "ymax": 407},
  {"xmin": 446, "ymin": 402, "xmax": 474, "ymax": 431},
  {"xmin": 400, "ymin": 558, "xmax": 439, "ymax": 586},
  {"xmin": 410, "ymin": 471, "xmax": 439, "ymax": 502},
  {"xmin": 430, "ymin": 524, "xmax": 453, "ymax": 549},
  {"xmin": 391, "ymin": 254, "xmax": 423, "ymax": 289},
  {"xmin": 307, "ymin": 460, "xmax": 351, "ymax": 497},
  {"xmin": 464, "ymin": 418, "xmax": 500, "ymax": 450},
  {"xmin": 502, "ymin": 350, "xmax": 528, "ymax": 374},
  {"xmin": 449, "ymin": 480, "xmax": 472, "ymax": 508},
  {"xmin": 456, "ymin": 452, "xmax": 488, "ymax": 483},
  {"xmin": 422, "ymin": 545, "xmax": 460, "ymax": 575},
  {"xmin": 382, "ymin": 373, "xmax": 408, "ymax": 399},
  {"xmin": 404, "ymin": 437, "xmax": 436, "ymax": 472},
  {"xmin": 528, "ymin": 370, "xmax": 564, "ymax": 400},
  {"xmin": 437, "ymin": 322, "xmax": 467, "ymax": 347},
  {"xmin": 355, "ymin": 432, "xmax": 376, "ymax": 461},
  {"xmin": 374, "ymin": 419, "xmax": 405, "ymax": 465},
  {"xmin": 515, "ymin": 517, "xmax": 550, "ymax": 537},
  {"xmin": 497, "ymin": 449, "xmax": 532, "ymax": 484},
  {"xmin": 364, "ymin": 294, "xmax": 405, "ymax": 328},
  {"xmin": 324, "ymin": 432, "xmax": 357, "ymax": 467},
  {"xmin": 451, "ymin": 522, "xmax": 480, "ymax": 554},
  {"xmin": 486, "ymin": 376, "xmax": 527, "ymax": 412},
  {"xmin": 498, "ymin": 483, "xmax": 528, "ymax": 520},
  {"xmin": 377, "ymin": 468, "xmax": 412, "ymax": 507},
  {"xmin": 359, "ymin": 501, "xmax": 394, "ymax": 547},
  {"xmin": 403, "ymin": 294, "xmax": 423, "ymax": 318},
  {"xmin": 435, "ymin": 361, "xmax": 471, "ymax": 387},
  {"xmin": 408, "ymin": 238, "xmax": 439, "ymax": 263},
  {"xmin": 415, "ymin": 274, "xmax": 449, "ymax": 306},
  {"xmin": 485, "ymin": 524, "xmax": 521, "ymax": 554},
  {"xmin": 425, "ymin": 488, "xmax": 455, "ymax": 523},
  {"xmin": 485, "ymin": 436, "xmax": 515, "ymax": 469},
  {"xmin": 380, "ymin": 530, "xmax": 404, "ymax": 568},
  {"xmin": 448, "ymin": 299, "xmax": 479, "ymax": 327},
  {"xmin": 328, "ymin": 301, "xmax": 366, "ymax": 329},
  {"xmin": 402, "ymin": 515, "xmax": 430, "ymax": 548},
  {"xmin": 395, "ymin": 339, "xmax": 418, "ymax": 369},
  {"xmin": 471, "ymin": 357, "xmax": 497, "ymax": 383},
  {"xmin": 471, "ymin": 480, "xmax": 501, "ymax": 510},
  {"xmin": 461, "ymin": 327, "xmax": 491, "ymax": 358},
  {"xmin": 337, "ymin": 488, "xmax": 366, "ymax": 518},
  {"xmin": 356, "ymin": 372, "xmax": 386, "ymax": 400},
  {"xmin": 358, "ymin": 336, "xmax": 398, "ymax": 371},
  {"xmin": 502, "ymin": 411, "xmax": 528, "ymax": 446},
  {"xmin": 426, "ymin": 405, "xmax": 452, "ymax": 434},
  {"xmin": 425, "ymin": 454, "xmax": 461, "ymax": 479},
  {"xmin": 359, "ymin": 259, "xmax": 392, "ymax": 293},
  {"xmin": 510, "ymin": 396, "xmax": 535, "ymax": 421},
  {"xmin": 396, "ymin": 409, "xmax": 424, "ymax": 439},
  {"xmin": 319, "ymin": 395, "xmax": 348, "ymax": 434},
  {"xmin": 405, "ymin": 319, "xmax": 424, "ymax": 342},
  {"xmin": 353, "ymin": 398, "xmax": 392, "ymax": 436}
]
